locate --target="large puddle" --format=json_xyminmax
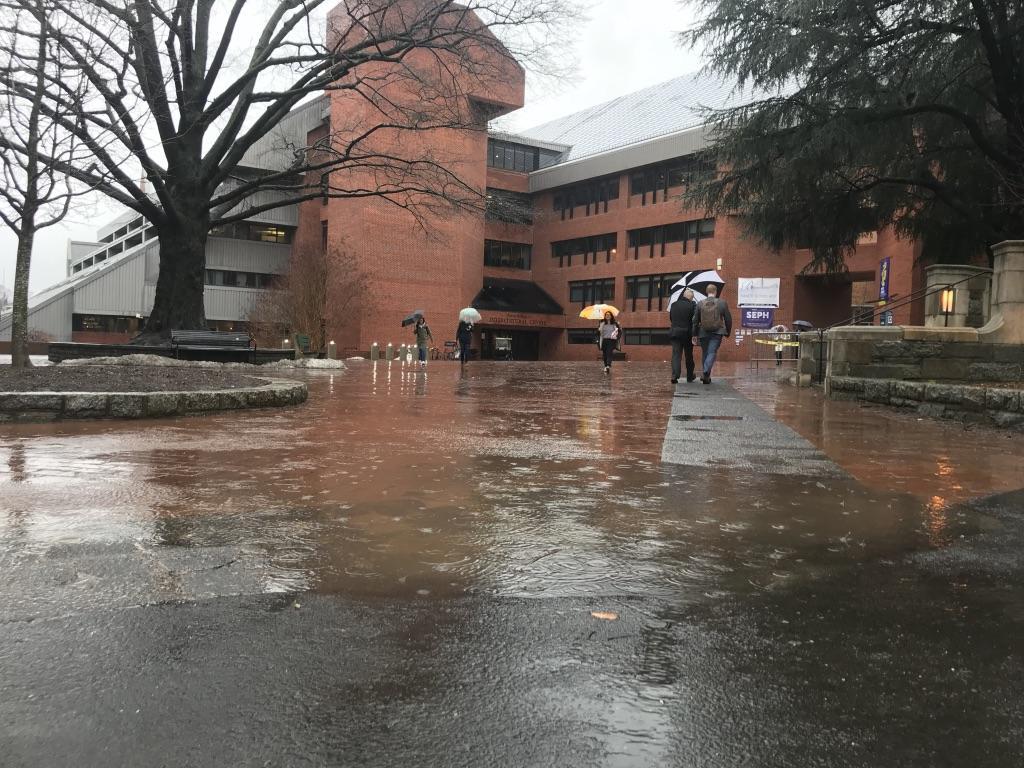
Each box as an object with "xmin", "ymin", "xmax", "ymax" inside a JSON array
[{"xmin": 2, "ymin": 362, "xmax": 1014, "ymax": 606}]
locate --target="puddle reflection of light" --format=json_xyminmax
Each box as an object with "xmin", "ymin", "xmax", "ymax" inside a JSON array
[{"xmin": 925, "ymin": 495, "xmax": 950, "ymax": 546}]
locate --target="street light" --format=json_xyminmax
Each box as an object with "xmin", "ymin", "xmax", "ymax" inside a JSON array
[{"xmin": 940, "ymin": 286, "xmax": 955, "ymax": 327}]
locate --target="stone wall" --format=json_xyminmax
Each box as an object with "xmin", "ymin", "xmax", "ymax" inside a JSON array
[
  {"xmin": 829, "ymin": 376, "xmax": 1024, "ymax": 430},
  {"xmin": 826, "ymin": 326, "xmax": 1024, "ymax": 383}
]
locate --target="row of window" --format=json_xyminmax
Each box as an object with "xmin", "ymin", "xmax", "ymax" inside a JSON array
[
  {"xmin": 568, "ymin": 272, "xmax": 684, "ymax": 311},
  {"xmin": 629, "ymin": 156, "xmax": 714, "ymax": 205},
  {"xmin": 628, "ymin": 218, "xmax": 715, "ymax": 258},
  {"xmin": 551, "ymin": 233, "xmax": 618, "ymax": 268},
  {"xmin": 209, "ymin": 222, "xmax": 294, "ymax": 244},
  {"xmin": 72, "ymin": 314, "xmax": 250, "ymax": 334},
  {"xmin": 568, "ymin": 278, "xmax": 615, "ymax": 307},
  {"xmin": 484, "ymin": 240, "xmax": 532, "ymax": 270},
  {"xmin": 552, "ymin": 176, "xmax": 620, "ymax": 219},
  {"xmin": 72, "ymin": 313, "xmax": 144, "ymax": 334},
  {"xmin": 567, "ymin": 328, "xmax": 672, "ymax": 346},
  {"xmin": 205, "ymin": 269, "xmax": 276, "ymax": 289},
  {"xmin": 487, "ymin": 139, "xmax": 562, "ymax": 173},
  {"xmin": 485, "ymin": 189, "xmax": 534, "ymax": 225}
]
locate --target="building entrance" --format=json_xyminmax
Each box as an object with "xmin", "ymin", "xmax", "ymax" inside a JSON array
[{"xmin": 479, "ymin": 329, "xmax": 540, "ymax": 361}]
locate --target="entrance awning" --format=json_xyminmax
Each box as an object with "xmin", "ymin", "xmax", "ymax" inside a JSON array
[{"xmin": 472, "ymin": 278, "xmax": 563, "ymax": 316}]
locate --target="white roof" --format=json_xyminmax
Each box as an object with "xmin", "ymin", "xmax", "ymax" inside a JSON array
[{"xmin": 520, "ymin": 72, "xmax": 747, "ymax": 164}]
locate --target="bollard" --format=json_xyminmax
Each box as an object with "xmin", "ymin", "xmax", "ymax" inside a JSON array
[
  {"xmin": 370, "ymin": 342, "xmax": 380, "ymax": 361},
  {"xmin": 327, "ymin": 340, "xmax": 337, "ymax": 360},
  {"xmin": 399, "ymin": 344, "xmax": 408, "ymax": 363},
  {"xmin": 385, "ymin": 342, "xmax": 394, "ymax": 361}
]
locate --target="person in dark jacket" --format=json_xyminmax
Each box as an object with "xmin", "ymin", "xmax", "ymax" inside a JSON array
[
  {"xmin": 456, "ymin": 320, "xmax": 473, "ymax": 365},
  {"xmin": 669, "ymin": 288, "xmax": 697, "ymax": 383},
  {"xmin": 691, "ymin": 284, "xmax": 733, "ymax": 384}
]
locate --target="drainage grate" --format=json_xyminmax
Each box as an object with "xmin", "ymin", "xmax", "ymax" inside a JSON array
[{"xmin": 672, "ymin": 414, "xmax": 745, "ymax": 422}]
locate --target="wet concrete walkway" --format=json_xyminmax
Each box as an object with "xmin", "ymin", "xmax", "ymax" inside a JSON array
[
  {"xmin": 662, "ymin": 380, "xmax": 842, "ymax": 477},
  {"xmin": 1, "ymin": 361, "xmax": 1022, "ymax": 767}
]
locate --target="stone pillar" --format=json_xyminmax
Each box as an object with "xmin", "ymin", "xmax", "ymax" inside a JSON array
[
  {"xmin": 923, "ymin": 264, "xmax": 992, "ymax": 328},
  {"xmin": 979, "ymin": 240, "xmax": 1024, "ymax": 344}
]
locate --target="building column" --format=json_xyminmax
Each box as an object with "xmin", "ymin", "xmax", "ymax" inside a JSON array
[{"xmin": 979, "ymin": 240, "xmax": 1024, "ymax": 344}]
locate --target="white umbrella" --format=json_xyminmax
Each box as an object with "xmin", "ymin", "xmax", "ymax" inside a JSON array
[
  {"xmin": 459, "ymin": 307, "xmax": 482, "ymax": 323},
  {"xmin": 667, "ymin": 269, "xmax": 724, "ymax": 311}
]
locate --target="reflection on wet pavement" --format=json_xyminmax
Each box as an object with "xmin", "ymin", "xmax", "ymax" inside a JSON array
[
  {"xmin": 0, "ymin": 362, "xmax": 1012, "ymax": 607},
  {"xmin": 3, "ymin": 361, "xmax": 1023, "ymax": 766}
]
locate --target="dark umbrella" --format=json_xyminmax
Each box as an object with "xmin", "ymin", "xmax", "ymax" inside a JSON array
[
  {"xmin": 401, "ymin": 310, "xmax": 425, "ymax": 327},
  {"xmin": 792, "ymin": 320, "xmax": 814, "ymax": 330}
]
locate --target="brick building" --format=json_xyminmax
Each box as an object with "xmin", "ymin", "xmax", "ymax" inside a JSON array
[
  {"xmin": 4, "ymin": 4, "xmax": 921, "ymax": 354},
  {"xmin": 306, "ymin": 56, "xmax": 924, "ymax": 361}
]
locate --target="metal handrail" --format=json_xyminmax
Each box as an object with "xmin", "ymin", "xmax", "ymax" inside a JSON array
[{"xmin": 807, "ymin": 268, "xmax": 991, "ymax": 383}]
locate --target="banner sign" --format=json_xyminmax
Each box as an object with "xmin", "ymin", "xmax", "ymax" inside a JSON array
[
  {"xmin": 879, "ymin": 257, "xmax": 891, "ymax": 301},
  {"xmin": 741, "ymin": 307, "xmax": 776, "ymax": 329},
  {"xmin": 738, "ymin": 277, "xmax": 781, "ymax": 307}
]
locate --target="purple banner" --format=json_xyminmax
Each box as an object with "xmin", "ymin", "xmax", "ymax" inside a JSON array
[
  {"xmin": 879, "ymin": 257, "xmax": 891, "ymax": 301},
  {"xmin": 741, "ymin": 307, "xmax": 775, "ymax": 329}
]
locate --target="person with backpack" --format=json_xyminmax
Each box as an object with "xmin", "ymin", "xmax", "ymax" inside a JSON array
[
  {"xmin": 669, "ymin": 287, "xmax": 698, "ymax": 383},
  {"xmin": 691, "ymin": 284, "xmax": 732, "ymax": 384}
]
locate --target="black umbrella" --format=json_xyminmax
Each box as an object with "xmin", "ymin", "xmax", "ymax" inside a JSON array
[
  {"xmin": 792, "ymin": 320, "xmax": 814, "ymax": 330},
  {"xmin": 401, "ymin": 310, "xmax": 425, "ymax": 327}
]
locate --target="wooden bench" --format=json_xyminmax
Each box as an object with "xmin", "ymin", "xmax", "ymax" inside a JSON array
[{"xmin": 170, "ymin": 330, "xmax": 256, "ymax": 358}]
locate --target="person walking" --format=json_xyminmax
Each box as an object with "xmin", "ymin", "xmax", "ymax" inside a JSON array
[
  {"xmin": 413, "ymin": 316, "xmax": 433, "ymax": 366},
  {"xmin": 669, "ymin": 287, "xmax": 698, "ymax": 383},
  {"xmin": 691, "ymin": 284, "xmax": 732, "ymax": 384},
  {"xmin": 597, "ymin": 311, "xmax": 621, "ymax": 373},
  {"xmin": 769, "ymin": 323, "xmax": 789, "ymax": 366},
  {"xmin": 456, "ymin": 319, "xmax": 473, "ymax": 365}
]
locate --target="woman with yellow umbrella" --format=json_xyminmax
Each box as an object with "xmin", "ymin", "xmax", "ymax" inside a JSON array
[{"xmin": 581, "ymin": 304, "xmax": 621, "ymax": 373}]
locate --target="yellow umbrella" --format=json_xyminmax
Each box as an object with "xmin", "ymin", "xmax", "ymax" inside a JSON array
[{"xmin": 580, "ymin": 304, "xmax": 619, "ymax": 320}]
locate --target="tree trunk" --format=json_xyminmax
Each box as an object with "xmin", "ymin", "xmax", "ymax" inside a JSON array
[
  {"xmin": 10, "ymin": 227, "xmax": 36, "ymax": 369},
  {"xmin": 135, "ymin": 207, "xmax": 211, "ymax": 344}
]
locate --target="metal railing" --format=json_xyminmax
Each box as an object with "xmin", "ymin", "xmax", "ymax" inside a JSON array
[
  {"xmin": 747, "ymin": 331, "xmax": 801, "ymax": 373},
  {"xmin": 804, "ymin": 268, "xmax": 991, "ymax": 384}
]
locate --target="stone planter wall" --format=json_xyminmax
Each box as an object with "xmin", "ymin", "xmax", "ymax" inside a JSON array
[
  {"xmin": 0, "ymin": 378, "xmax": 307, "ymax": 423},
  {"xmin": 826, "ymin": 326, "xmax": 1024, "ymax": 383},
  {"xmin": 829, "ymin": 376, "xmax": 1024, "ymax": 430}
]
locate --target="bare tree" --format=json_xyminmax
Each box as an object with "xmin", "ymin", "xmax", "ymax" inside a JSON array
[
  {"xmin": 7, "ymin": 0, "xmax": 576, "ymax": 343},
  {"xmin": 0, "ymin": 0, "xmax": 91, "ymax": 368},
  {"xmin": 247, "ymin": 243, "xmax": 368, "ymax": 352}
]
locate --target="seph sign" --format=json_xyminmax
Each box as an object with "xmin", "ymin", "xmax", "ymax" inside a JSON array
[{"xmin": 741, "ymin": 307, "xmax": 776, "ymax": 329}]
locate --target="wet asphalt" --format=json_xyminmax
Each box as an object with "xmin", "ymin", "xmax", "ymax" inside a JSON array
[{"xmin": 1, "ymin": 362, "xmax": 1022, "ymax": 767}]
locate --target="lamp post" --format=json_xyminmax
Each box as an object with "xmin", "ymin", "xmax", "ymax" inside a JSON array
[{"xmin": 940, "ymin": 286, "xmax": 955, "ymax": 327}]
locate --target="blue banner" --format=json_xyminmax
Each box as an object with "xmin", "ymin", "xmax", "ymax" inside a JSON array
[
  {"xmin": 879, "ymin": 257, "xmax": 891, "ymax": 301},
  {"xmin": 741, "ymin": 307, "xmax": 775, "ymax": 329}
]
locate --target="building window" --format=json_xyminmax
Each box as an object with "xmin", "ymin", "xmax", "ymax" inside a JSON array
[
  {"xmin": 629, "ymin": 154, "xmax": 715, "ymax": 205},
  {"xmin": 627, "ymin": 218, "xmax": 715, "ymax": 258},
  {"xmin": 205, "ymin": 269, "xmax": 275, "ymax": 289},
  {"xmin": 485, "ymin": 189, "xmax": 534, "ymax": 225},
  {"xmin": 625, "ymin": 273, "xmax": 683, "ymax": 312},
  {"xmin": 72, "ymin": 313, "xmax": 142, "ymax": 334},
  {"xmin": 209, "ymin": 222, "xmax": 295, "ymax": 244},
  {"xmin": 321, "ymin": 221, "xmax": 329, "ymax": 252},
  {"xmin": 623, "ymin": 327, "xmax": 672, "ymax": 346},
  {"xmin": 568, "ymin": 278, "xmax": 615, "ymax": 307},
  {"xmin": 567, "ymin": 329, "xmax": 596, "ymax": 345},
  {"xmin": 487, "ymin": 139, "xmax": 556, "ymax": 173},
  {"xmin": 551, "ymin": 233, "xmax": 617, "ymax": 268},
  {"xmin": 551, "ymin": 176, "xmax": 619, "ymax": 219},
  {"xmin": 484, "ymin": 240, "xmax": 532, "ymax": 270}
]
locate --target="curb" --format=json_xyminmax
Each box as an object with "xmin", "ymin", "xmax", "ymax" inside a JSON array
[{"xmin": 0, "ymin": 378, "xmax": 307, "ymax": 422}]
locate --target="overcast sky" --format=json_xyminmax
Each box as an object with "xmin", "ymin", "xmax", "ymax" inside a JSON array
[{"xmin": 0, "ymin": 0, "xmax": 702, "ymax": 295}]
